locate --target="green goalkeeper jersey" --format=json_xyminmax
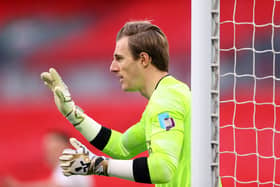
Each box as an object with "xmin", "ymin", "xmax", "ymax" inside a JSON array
[{"xmin": 102, "ymin": 75, "xmax": 191, "ymax": 187}]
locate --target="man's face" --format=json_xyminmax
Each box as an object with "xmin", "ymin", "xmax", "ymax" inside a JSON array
[{"xmin": 110, "ymin": 37, "xmax": 143, "ymax": 91}]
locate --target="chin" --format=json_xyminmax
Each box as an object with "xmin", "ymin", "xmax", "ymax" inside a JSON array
[
  {"xmin": 121, "ymin": 85, "xmax": 133, "ymax": 92},
  {"xmin": 121, "ymin": 85, "xmax": 128, "ymax": 91}
]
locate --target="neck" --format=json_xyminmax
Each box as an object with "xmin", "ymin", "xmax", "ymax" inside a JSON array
[{"xmin": 139, "ymin": 70, "xmax": 168, "ymax": 99}]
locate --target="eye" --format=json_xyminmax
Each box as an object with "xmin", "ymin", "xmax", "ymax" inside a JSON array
[{"xmin": 114, "ymin": 55, "xmax": 123, "ymax": 62}]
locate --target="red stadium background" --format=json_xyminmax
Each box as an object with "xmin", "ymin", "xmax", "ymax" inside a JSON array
[
  {"xmin": 0, "ymin": 0, "xmax": 279, "ymax": 186},
  {"xmin": 0, "ymin": 0, "xmax": 188, "ymax": 186}
]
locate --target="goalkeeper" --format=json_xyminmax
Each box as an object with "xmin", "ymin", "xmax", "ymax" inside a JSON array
[{"xmin": 41, "ymin": 21, "xmax": 191, "ymax": 187}]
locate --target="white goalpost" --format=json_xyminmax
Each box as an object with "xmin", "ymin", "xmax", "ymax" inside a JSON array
[
  {"xmin": 191, "ymin": 0, "xmax": 220, "ymax": 186},
  {"xmin": 192, "ymin": 0, "xmax": 280, "ymax": 187}
]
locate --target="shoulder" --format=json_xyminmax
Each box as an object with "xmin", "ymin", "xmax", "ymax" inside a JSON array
[
  {"xmin": 151, "ymin": 76, "xmax": 191, "ymax": 107},
  {"xmin": 155, "ymin": 76, "xmax": 190, "ymax": 97},
  {"xmin": 146, "ymin": 76, "xmax": 191, "ymax": 118}
]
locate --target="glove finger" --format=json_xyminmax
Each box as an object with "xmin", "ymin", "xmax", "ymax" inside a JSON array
[
  {"xmin": 54, "ymin": 87, "xmax": 65, "ymax": 101},
  {"xmin": 49, "ymin": 68, "xmax": 64, "ymax": 86},
  {"xmin": 43, "ymin": 81, "xmax": 52, "ymax": 90},
  {"xmin": 54, "ymin": 86, "xmax": 72, "ymax": 103},
  {"xmin": 40, "ymin": 72, "xmax": 52, "ymax": 83},
  {"xmin": 60, "ymin": 160, "xmax": 72, "ymax": 167},
  {"xmin": 62, "ymin": 148, "xmax": 76, "ymax": 155},
  {"xmin": 69, "ymin": 137, "xmax": 83, "ymax": 150},
  {"xmin": 70, "ymin": 138, "xmax": 89, "ymax": 155},
  {"xmin": 59, "ymin": 154, "xmax": 74, "ymax": 161},
  {"xmin": 41, "ymin": 73, "xmax": 54, "ymax": 88},
  {"xmin": 62, "ymin": 170, "xmax": 72, "ymax": 177}
]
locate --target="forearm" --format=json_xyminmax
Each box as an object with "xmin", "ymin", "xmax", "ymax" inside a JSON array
[
  {"xmin": 59, "ymin": 138, "xmax": 174, "ymax": 184},
  {"xmin": 65, "ymin": 106, "xmax": 103, "ymax": 142},
  {"xmin": 69, "ymin": 113, "xmax": 146, "ymax": 159},
  {"xmin": 107, "ymin": 157, "xmax": 152, "ymax": 183},
  {"xmin": 106, "ymin": 156, "xmax": 175, "ymax": 184}
]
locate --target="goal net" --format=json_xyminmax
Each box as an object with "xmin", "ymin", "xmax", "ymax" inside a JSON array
[{"xmin": 219, "ymin": 0, "xmax": 280, "ymax": 186}]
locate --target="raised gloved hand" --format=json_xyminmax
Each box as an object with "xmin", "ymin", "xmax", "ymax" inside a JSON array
[
  {"xmin": 40, "ymin": 68, "xmax": 84, "ymax": 126},
  {"xmin": 59, "ymin": 138, "xmax": 108, "ymax": 176}
]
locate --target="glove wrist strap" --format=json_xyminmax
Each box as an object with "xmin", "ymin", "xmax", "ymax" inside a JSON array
[
  {"xmin": 66, "ymin": 106, "xmax": 85, "ymax": 126},
  {"xmin": 92, "ymin": 157, "xmax": 109, "ymax": 176}
]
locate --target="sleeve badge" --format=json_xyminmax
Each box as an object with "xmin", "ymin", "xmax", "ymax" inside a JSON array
[{"xmin": 158, "ymin": 112, "xmax": 175, "ymax": 131}]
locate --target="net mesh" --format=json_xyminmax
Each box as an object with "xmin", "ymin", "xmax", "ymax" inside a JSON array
[{"xmin": 219, "ymin": 0, "xmax": 280, "ymax": 186}]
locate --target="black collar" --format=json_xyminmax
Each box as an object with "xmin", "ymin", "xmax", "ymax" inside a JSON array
[{"xmin": 155, "ymin": 74, "xmax": 170, "ymax": 90}]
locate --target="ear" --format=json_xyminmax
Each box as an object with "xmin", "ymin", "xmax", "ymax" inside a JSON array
[{"xmin": 139, "ymin": 52, "xmax": 151, "ymax": 68}]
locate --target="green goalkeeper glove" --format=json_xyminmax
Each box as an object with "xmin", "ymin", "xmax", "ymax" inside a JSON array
[
  {"xmin": 40, "ymin": 68, "xmax": 85, "ymax": 126},
  {"xmin": 60, "ymin": 138, "xmax": 108, "ymax": 176}
]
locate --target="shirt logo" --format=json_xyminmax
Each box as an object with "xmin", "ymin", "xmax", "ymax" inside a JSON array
[{"xmin": 158, "ymin": 112, "xmax": 175, "ymax": 131}]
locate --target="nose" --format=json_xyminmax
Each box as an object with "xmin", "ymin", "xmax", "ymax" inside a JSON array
[{"xmin": 110, "ymin": 60, "xmax": 119, "ymax": 73}]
